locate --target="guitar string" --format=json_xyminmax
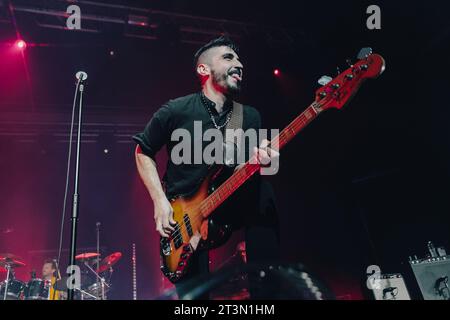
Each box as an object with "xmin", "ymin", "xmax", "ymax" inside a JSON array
[
  {"xmin": 168, "ymin": 129, "xmax": 292, "ymax": 243},
  {"xmin": 167, "ymin": 161, "xmax": 260, "ymax": 243},
  {"xmin": 167, "ymin": 126, "xmax": 295, "ymax": 243}
]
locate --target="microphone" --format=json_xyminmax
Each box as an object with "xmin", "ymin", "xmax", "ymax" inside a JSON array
[
  {"xmin": 52, "ymin": 259, "xmax": 62, "ymax": 280},
  {"xmin": 75, "ymin": 71, "xmax": 88, "ymax": 81}
]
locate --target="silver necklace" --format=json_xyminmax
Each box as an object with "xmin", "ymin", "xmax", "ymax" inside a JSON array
[{"xmin": 201, "ymin": 94, "xmax": 233, "ymax": 130}]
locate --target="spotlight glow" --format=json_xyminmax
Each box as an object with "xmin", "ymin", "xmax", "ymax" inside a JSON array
[
  {"xmin": 273, "ymin": 69, "xmax": 280, "ymax": 76},
  {"xmin": 15, "ymin": 40, "xmax": 27, "ymax": 49}
]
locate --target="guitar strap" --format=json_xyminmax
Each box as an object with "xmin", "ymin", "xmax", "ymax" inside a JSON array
[{"xmin": 224, "ymin": 101, "xmax": 244, "ymax": 166}]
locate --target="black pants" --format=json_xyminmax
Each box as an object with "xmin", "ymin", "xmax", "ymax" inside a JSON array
[{"xmin": 175, "ymin": 178, "xmax": 280, "ymax": 300}]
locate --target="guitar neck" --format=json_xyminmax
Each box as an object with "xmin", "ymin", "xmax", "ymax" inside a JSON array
[{"xmin": 199, "ymin": 102, "xmax": 322, "ymax": 218}]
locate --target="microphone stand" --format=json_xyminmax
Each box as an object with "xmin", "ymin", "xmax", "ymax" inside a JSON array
[
  {"xmin": 67, "ymin": 73, "xmax": 87, "ymax": 300},
  {"xmin": 51, "ymin": 259, "xmax": 62, "ymax": 300}
]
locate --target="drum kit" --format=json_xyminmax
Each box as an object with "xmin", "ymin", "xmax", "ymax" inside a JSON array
[
  {"xmin": 70, "ymin": 251, "xmax": 122, "ymax": 300},
  {"xmin": 0, "ymin": 251, "xmax": 122, "ymax": 300},
  {"xmin": 0, "ymin": 253, "xmax": 26, "ymax": 300}
]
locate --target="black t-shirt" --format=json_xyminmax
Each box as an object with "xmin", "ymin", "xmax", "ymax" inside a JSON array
[
  {"xmin": 133, "ymin": 92, "xmax": 278, "ymax": 230},
  {"xmin": 133, "ymin": 92, "xmax": 261, "ymax": 199}
]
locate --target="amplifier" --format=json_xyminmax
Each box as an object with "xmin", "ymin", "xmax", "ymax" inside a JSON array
[
  {"xmin": 410, "ymin": 256, "xmax": 450, "ymax": 300},
  {"xmin": 372, "ymin": 273, "xmax": 411, "ymax": 300}
]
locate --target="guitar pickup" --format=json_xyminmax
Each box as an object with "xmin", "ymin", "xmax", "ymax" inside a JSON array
[
  {"xmin": 173, "ymin": 223, "xmax": 183, "ymax": 249},
  {"xmin": 183, "ymin": 214, "xmax": 193, "ymax": 237}
]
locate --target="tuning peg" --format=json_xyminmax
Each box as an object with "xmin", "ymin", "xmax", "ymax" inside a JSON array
[
  {"xmin": 318, "ymin": 75, "xmax": 332, "ymax": 86},
  {"xmin": 357, "ymin": 47, "xmax": 372, "ymax": 60}
]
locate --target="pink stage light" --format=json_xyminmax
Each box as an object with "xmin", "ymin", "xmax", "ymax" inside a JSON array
[{"xmin": 15, "ymin": 39, "xmax": 27, "ymax": 49}]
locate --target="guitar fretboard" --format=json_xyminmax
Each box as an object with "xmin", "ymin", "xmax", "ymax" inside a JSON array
[{"xmin": 199, "ymin": 102, "xmax": 322, "ymax": 217}]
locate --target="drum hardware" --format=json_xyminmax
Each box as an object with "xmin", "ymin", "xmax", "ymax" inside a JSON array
[
  {"xmin": 77, "ymin": 287, "xmax": 98, "ymax": 300},
  {"xmin": 3, "ymin": 262, "xmax": 12, "ymax": 301},
  {"xmin": 0, "ymin": 253, "xmax": 26, "ymax": 300},
  {"xmin": 0, "ymin": 248, "xmax": 123, "ymax": 300},
  {"xmin": 54, "ymin": 279, "xmax": 97, "ymax": 301},
  {"xmin": 0, "ymin": 278, "xmax": 26, "ymax": 300},
  {"xmin": 93, "ymin": 252, "xmax": 122, "ymax": 299},
  {"xmin": 75, "ymin": 251, "xmax": 105, "ymax": 299},
  {"xmin": 96, "ymin": 252, "xmax": 122, "ymax": 274},
  {"xmin": 75, "ymin": 252, "xmax": 101, "ymax": 261},
  {"xmin": 0, "ymin": 253, "xmax": 24, "ymax": 264},
  {"xmin": 71, "ymin": 251, "xmax": 122, "ymax": 300},
  {"xmin": 24, "ymin": 278, "xmax": 50, "ymax": 300},
  {"xmin": 53, "ymin": 274, "xmax": 90, "ymax": 291},
  {"xmin": 82, "ymin": 260, "xmax": 110, "ymax": 300}
]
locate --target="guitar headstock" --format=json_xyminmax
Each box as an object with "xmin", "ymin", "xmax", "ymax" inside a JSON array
[{"xmin": 315, "ymin": 48, "xmax": 385, "ymax": 111}]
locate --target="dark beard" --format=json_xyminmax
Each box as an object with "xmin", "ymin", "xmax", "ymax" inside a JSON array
[{"xmin": 212, "ymin": 69, "xmax": 241, "ymax": 97}]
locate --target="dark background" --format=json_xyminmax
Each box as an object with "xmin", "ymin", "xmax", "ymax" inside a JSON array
[{"xmin": 1, "ymin": 0, "xmax": 449, "ymax": 299}]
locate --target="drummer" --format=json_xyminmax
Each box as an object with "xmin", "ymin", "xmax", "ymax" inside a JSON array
[{"xmin": 41, "ymin": 259, "xmax": 65, "ymax": 300}]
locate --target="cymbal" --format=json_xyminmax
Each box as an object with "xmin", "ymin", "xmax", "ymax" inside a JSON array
[
  {"xmin": 0, "ymin": 253, "xmax": 22, "ymax": 261},
  {"xmin": 75, "ymin": 253, "xmax": 100, "ymax": 260},
  {"xmin": 96, "ymin": 252, "xmax": 122, "ymax": 273},
  {"xmin": 0, "ymin": 257, "xmax": 26, "ymax": 268}
]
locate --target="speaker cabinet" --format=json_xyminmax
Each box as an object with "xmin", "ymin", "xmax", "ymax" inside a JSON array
[
  {"xmin": 372, "ymin": 274, "xmax": 411, "ymax": 300},
  {"xmin": 410, "ymin": 256, "xmax": 450, "ymax": 300}
]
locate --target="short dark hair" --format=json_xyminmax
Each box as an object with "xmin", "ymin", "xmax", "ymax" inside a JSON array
[
  {"xmin": 43, "ymin": 259, "xmax": 57, "ymax": 270},
  {"xmin": 193, "ymin": 35, "xmax": 239, "ymax": 67}
]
